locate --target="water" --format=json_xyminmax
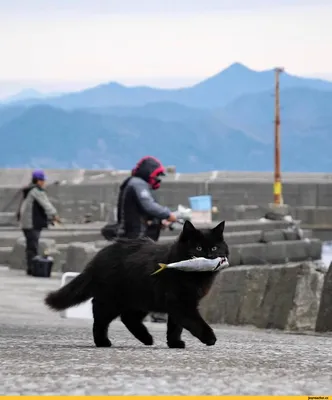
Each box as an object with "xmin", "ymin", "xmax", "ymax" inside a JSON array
[{"xmin": 321, "ymin": 241, "xmax": 332, "ymax": 268}]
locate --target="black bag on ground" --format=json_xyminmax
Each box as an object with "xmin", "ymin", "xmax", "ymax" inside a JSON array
[{"xmin": 31, "ymin": 255, "xmax": 54, "ymax": 278}]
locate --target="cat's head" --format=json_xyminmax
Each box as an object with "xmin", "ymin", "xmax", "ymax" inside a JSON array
[{"xmin": 176, "ymin": 220, "xmax": 229, "ymax": 260}]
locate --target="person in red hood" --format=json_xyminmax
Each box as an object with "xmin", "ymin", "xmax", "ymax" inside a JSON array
[{"xmin": 114, "ymin": 156, "xmax": 177, "ymax": 239}]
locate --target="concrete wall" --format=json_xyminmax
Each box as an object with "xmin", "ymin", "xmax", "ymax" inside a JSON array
[
  {"xmin": 3, "ymin": 181, "xmax": 332, "ymax": 223},
  {"xmin": 2, "ymin": 169, "xmax": 332, "ymax": 225}
]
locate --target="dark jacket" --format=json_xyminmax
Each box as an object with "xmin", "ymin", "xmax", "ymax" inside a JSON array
[
  {"xmin": 115, "ymin": 158, "xmax": 171, "ymax": 239},
  {"xmin": 19, "ymin": 184, "xmax": 57, "ymax": 230},
  {"xmin": 116, "ymin": 176, "xmax": 170, "ymax": 239}
]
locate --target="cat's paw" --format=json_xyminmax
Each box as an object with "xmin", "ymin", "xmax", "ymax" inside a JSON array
[
  {"xmin": 167, "ymin": 340, "xmax": 186, "ymax": 349},
  {"xmin": 141, "ymin": 334, "xmax": 154, "ymax": 346},
  {"xmin": 95, "ymin": 338, "xmax": 112, "ymax": 348},
  {"xmin": 204, "ymin": 336, "xmax": 217, "ymax": 346},
  {"xmin": 202, "ymin": 331, "xmax": 217, "ymax": 346}
]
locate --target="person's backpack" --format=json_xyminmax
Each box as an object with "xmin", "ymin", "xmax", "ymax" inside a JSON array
[
  {"xmin": 146, "ymin": 219, "xmax": 162, "ymax": 241},
  {"xmin": 101, "ymin": 223, "xmax": 119, "ymax": 241},
  {"xmin": 101, "ymin": 177, "xmax": 132, "ymax": 241}
]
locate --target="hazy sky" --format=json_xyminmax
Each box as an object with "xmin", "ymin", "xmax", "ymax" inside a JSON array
[{"xmin": 1, "ymin": 0, "xmax": 332, "ymax": 96}]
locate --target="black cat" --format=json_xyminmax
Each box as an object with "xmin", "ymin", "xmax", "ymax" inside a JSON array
[{"xmin": 45, "ymin": 220, "xmax": 229, "ymax": 349}]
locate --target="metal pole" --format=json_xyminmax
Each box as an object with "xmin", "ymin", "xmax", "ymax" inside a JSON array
[{"xmin": 274, "ymin": 67, "xmax": 284, "ymax": 205}]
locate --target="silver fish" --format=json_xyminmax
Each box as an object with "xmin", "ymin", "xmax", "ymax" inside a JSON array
[{"xmin": 151, "ymin": 256, "xmax": 229, "ymax": 275}]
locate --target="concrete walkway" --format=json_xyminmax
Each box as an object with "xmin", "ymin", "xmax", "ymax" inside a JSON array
[{"xmin": 0, "ymin": 267, "xmax": 331, "ymax": 395}]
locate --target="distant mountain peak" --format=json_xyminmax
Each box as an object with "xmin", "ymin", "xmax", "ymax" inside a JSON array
[
  {"xmin": 2, "ymin": 88, "xmax": 44, "ymax": 104},
  {"xmin": 106, "ymin": 81, "xmax": 125, "ymax": 88},
  {"xmin": 221, "ymin": 62, "xmax": 256, "ymax": 75},
  {"xmin": 227, "ymin": 62, "xmax": 251, "ymax": 70},
  {"xmin": 194, "ymin": 62, "xmax": 254, "ymax": 89}
]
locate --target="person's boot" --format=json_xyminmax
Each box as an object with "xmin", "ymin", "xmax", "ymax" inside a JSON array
[{"xmin": 26, "ymin": 261, "xmax": 33, "ymax": 276}]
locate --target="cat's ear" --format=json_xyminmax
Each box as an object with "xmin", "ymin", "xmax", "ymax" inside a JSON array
[
  {"xmin": 212, "ymin": 221, "xmax": 225, "ymax": 237},
  {"xmin": 180, "ymin": 220, "xmax": 197, "ymax": 240}
]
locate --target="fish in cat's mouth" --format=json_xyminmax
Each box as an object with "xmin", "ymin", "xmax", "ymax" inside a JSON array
[
  {"xmin": 191, "ymin": 256, "xmax": 230, "ymax": 271},
  {"xmin": 190, "ymin": 256, "xmax": 230, "ymax": 271},
  {"xmin": 152, "ymin": 256, "xmax": 230, "ymax": 275},
  {"xmin": 213, "ymin": 256, "xmax": 229, "ymax": 271}
]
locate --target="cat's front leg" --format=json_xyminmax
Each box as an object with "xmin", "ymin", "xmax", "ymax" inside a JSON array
[{"xmin": 167, "ymin": 305, "xmax": 216, "ymax": 346}]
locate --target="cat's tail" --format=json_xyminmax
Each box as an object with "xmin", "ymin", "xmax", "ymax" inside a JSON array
[{"xmin": 44, "ymin": 267, "xmax": 94, "ymax": 311}]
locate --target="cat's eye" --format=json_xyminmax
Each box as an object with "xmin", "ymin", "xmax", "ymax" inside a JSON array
[
  {"xmin": 196, "ymin": 246, "xmax": 202, "ymax": 251},
  {"xmin": 211, "ymin": 246, "xmax": 217, "ymax": 251}
]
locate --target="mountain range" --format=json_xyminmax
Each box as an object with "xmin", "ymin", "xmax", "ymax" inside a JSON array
[{"xmin": 0, "ymin": 62, "xmax": 332, "ymax": 172}]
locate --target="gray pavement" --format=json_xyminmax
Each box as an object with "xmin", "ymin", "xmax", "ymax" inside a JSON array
[{"xmin": 0, "ymin": 266, "xmax": 332, "ymax": 395}]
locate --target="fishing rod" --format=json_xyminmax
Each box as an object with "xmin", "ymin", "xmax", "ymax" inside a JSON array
[{"xmin": 168, "ymin": 218, "xmax": 185, "ymax": 231}]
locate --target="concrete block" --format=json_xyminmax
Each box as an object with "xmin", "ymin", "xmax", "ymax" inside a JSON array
[
  {"xmin": 200, "ymin": 262, "xmax": 324, "ymax": 331},
  {"xmin": 55, "ymin": 244, "xmax": 69, "ymax": 266},
  {"xmin": 232, "ymin": 205, "xmax": 263, "ymax": 220},
  {"xmin": 255, "ymin": 266, "xmax": 293, "ymax": 329},
  {"xmin": 261, "ymin": 228, "xmax": 312, "ymax": 242},
  {"xmin": 293, "ymin": 206, "xmax": 332, "ymax": 226},
  {"xmin": 238, "ymin": 267, "xmax": 270, "ymax": 326},
  {"xmin": 228, "ymin": 245, "xmax": 242, "ymax": 266},
  {"xmin": 0, "ymin": 234, "xmax": 20, "ymax": 248},
  {"xmin": 225, "ymin": 231, "xmax": 262, "ymax": 245},
  {"xmin": 302, "ymin": 229, "xmax": 313, "ymax": 239},
  {"xmin": 217, "ymin": 207, "xmax": 237, "ymax": 221},
  {"xmin": 217, "ymin": 268, "xmax": 248, "ymax": 325},
  {"xmin": 64, "ymin": 242, "xmax": 99, "ymax": 273},
  {"xmin": 44, "ymin": 231, "xmax": 103, "ymax": 245},
  {"xmin": 200, "ymin": 266, "xmax": 248, "ymax": 325},
  {"xmin": 260, "ymin": 229, "xmax": 285, "ymax": 243},
  {"xmin": 317, "ymin": 185, "xmax": 332, "ymax": 207},
  {"xmin": 0, "ymin": 246, "xmax": 12, "ymax": 265},
  {"xmin": 282, "ymin": 239, "xmax": 322, "ymax": 262},
  {"xmin": 264, "ymin": 265, "xmax": 303, "ymax": 329},
  {"xmin": 306, "ymin": 239, "xmax": 322, "ymax": 260},
  {"xmin": 238, "ymin": 243, "xmax": 268, "ymax": 265},
  {"xmin": 9, "ymin": 237, "xmax": 62, "ymax": 272},
  {"xmin": 287, "ymin": 262, "xmax": 325, "ymax": 330},
  {"xmin": 230, "ymin": 240, "xmax": 318, "ymax": 266},
  {"xmin": 284, "ymin": 240, "xmax": 311, "ymax": 262},
  {"xmin": 266, "ymin": 241, "xmax": 288, "ymax": 264},
  {"xmin": 0, "ymin": 212, "xmax": 16, "ymax": 226},
  {"xmin": 263, "ymin": 203, "xmax": 292, "ymax": 217},
  {"xmin": 282, "ymin": 229, "xmax": 301, "ymax": 241},
  {"xmin": 223, "ymin": 219, "xmax": 294, "ymax": 234},
  {"xmin": 315, "ymin": 262, "xmax": 332, "ymax": 332}
]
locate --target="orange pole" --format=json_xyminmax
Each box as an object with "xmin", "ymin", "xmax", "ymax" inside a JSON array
[{"xmin": 274, "ymin": 67, "xmax": 284, "ymax": 205}]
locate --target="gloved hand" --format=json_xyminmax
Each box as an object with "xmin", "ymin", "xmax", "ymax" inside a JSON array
[
  {"xmin": 161, "ymin": 219, "xmax": 171, "ymax": 229},
  {"xmin": 53, "ymin": 215, "xmax": 62, "ymax": 224},
  {"xmin": 167, "ymin": 212, "xmax": 177, "ymax": 223}
]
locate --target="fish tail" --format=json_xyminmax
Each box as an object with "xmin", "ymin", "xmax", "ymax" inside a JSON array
[{"xmin": 151, "ymin": 263, "xmax": 168, "ymax": 275}]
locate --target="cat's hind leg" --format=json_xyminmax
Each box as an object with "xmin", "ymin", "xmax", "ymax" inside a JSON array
[
  {"xmin": 92, "ymin": 298, "xmax": 120, "ymax": 348},
  {"xmin": 167, "ymin": 315, "xmax": 185, "ymax": 349},
  {"xmin": 121, "ymin": 310, "xmax": 153, "ymax": 346}
]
